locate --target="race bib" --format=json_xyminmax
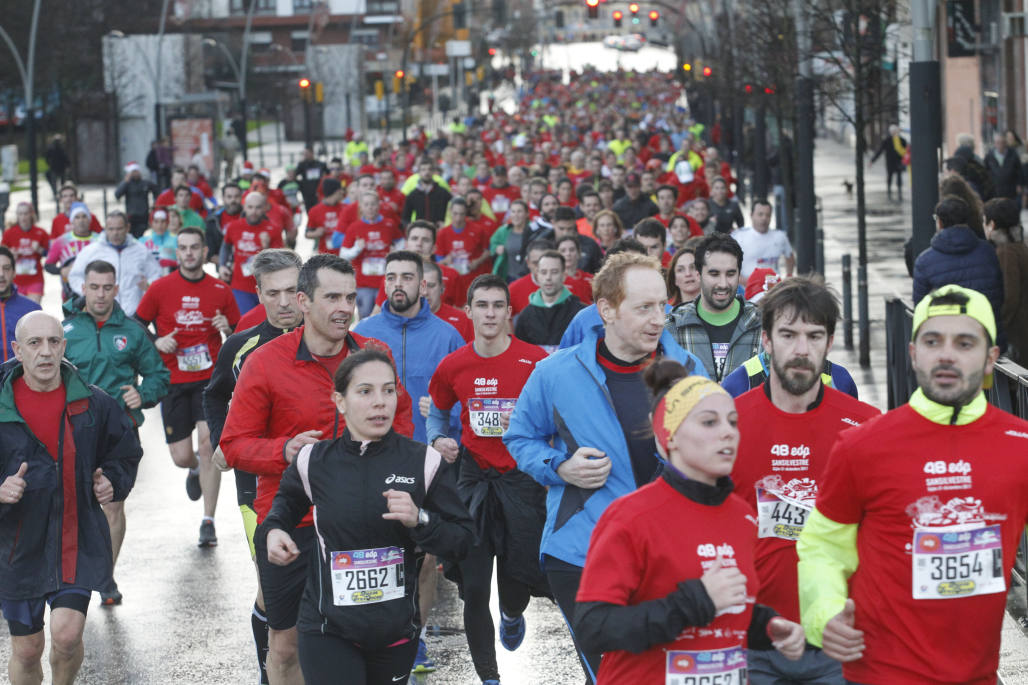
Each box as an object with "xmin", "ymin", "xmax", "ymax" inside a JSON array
[
  {"xmin": 666, "ymin": 646, "xmax": 746, "ymax": 685},
  {"xmin": 468, "ymin": 398, "xmax": 515, "ymax": 437},
  {"xmin": 756, "ymin": 487, "xmax": 811, "ymax": 541},
  {"xmin": 330, "ymin": 546, "xmax": 405, "ymax": 606},
  {"xmin": 362, "ymin": 257, "xmax": 386, "ymax": 276},
  {"xmin": 491, "ymin": 195, "xmax": 511, "ymax": 213},
  {"xmin": 912, "ymin": 525, "xmax": 1005, "ymax": 600},
  {"xmin": 306, "ymin": 168, "xmax": 322, "ymax": 180},
  {"xmin": 177, "ymin": 343, "xmax": 213, "ymax": 372},
  {"xmin": 452, "ymin": 254, "xmax": 470, "ymax": 275},
  {"xmin": 15, "ymin": 258, "xmax": 37, "ymax": 276}
]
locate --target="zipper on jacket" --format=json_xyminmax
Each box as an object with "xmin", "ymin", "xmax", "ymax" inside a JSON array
[{"xmin": 401, "ymin": 324, "xmax": 408, "ymax": 386}]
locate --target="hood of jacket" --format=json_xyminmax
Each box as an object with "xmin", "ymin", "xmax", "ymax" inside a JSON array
[
  {"xmin": 0, "ymin": 361, "xmax": 92, "ymax": 422},
  {"xmin": 61, "ymin": 296, "xmax": 128, "ymax": 325},
  {"xmin": 930, "ymin": 225, "xmax": 982, "ymax": 256},
  {"xmin": 379, "ymin": 297, "xmax": 436, "ymax": 329}
]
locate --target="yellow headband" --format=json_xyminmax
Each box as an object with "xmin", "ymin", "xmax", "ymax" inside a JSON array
[{"xmin": 653, "ymin": 376, "xmax": 729, "ymax": 449}]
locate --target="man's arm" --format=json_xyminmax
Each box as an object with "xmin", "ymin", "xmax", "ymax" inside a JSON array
[
  {"xmin": 93, "ymin": 390, "xmax": 145, "ymax": 502},
  {"xmin": 203, "ymin": 333, "xmax": 246, "ymax": 450},
  {"xmin": 502, "ymin": 368, "xmax": 567, "ymax": 487},
  {"xmin": 131, "ymin": 328, "xmax": 171, "ymax": 409},
  {"xmin": 220, "ymin": 356, "xmax": 291, "ymax": 476},
  {"xmin": 796, "ymin": 508, "xmax": 859, "ymax": 647}
]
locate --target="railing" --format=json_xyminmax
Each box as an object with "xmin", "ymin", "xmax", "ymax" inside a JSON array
[{"xmin": 885, "ymin": 296, "xmax": 1028, "ymax": 630}]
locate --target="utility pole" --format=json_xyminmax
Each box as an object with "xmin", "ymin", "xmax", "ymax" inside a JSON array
[
  {"xmin": 909, "ymin": 0, "xmax": 941, "ymax": 263},
  {"xmin": 793, "ymin": 0, "xmax": 817, "ymax": 273}
]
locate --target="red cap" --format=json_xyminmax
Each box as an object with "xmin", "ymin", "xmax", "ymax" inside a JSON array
[{"xmin": 745, "ymin": 268, "xmax": 781, "ymax": 301}]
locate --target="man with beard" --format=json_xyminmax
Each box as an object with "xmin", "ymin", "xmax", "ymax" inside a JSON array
[
  {"xmin": 352, "ymin": 251, "xmax": 464, "ymax": 443},
  {"xmin": 797, "ymin": 285, "xmax": 1028, "ymax": 685},
  {"xmin": 730, "ymin": 276, "xmax": 878, "ymax": 684},
  {"xmin": 665, "ymin": 233, "xmax": 761, "ymax": 381},
  {"xmin": 206, "ymin": 184, "xmax": 244, "ymax": 264}
]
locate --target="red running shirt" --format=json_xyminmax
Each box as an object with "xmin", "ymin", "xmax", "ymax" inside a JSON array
[
  {"xmin": 731, "ymin": 386, "xmax": 878, "ymax": 622},
  {"xmin": 429, "ymin": 337, "xmax": 546, "ymax": 472},
  {"xmin": 223, "ymin": 217, "xmax": 283, "ymax": 293},
  {"xmin": 342, "ymin": 218, "xmax": 403, "ymax": 289},
  {"xmin": 307, "ymin": 202, "xmax": 345, "ymax": 254},
  {"xmin": 577, "ymin": 477, "xmax": 758, "ymax": 684},
  {"xmin": 815, "ymin": 404, "xmax": 1028, "ymax": 685},
  {"xmin": 135, "ymin": 271, "xmax": 240, "ymax": 384},
  {"xmin": 2, "ymin": 225, "xmax": 50, "ymax": 290}
]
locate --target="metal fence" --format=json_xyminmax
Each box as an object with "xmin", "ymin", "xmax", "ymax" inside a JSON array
[{"xmin": 885, "ymin": 296, "xmax": 1028, "ymax": 629}]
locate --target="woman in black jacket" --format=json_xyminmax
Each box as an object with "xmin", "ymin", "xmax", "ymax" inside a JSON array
[{"xmin": 259, "ymin": 349, "xmax": 473, "ymax": 685}]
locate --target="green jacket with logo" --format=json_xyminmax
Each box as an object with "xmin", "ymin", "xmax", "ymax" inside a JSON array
[{"xmin": 61, "ymin": 297, "xmax": 170, "ymax": 427}]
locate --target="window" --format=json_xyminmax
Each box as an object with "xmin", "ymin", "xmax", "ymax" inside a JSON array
[
  {"xmin": 230, "ymin": 0, "xmax": 276, "ymax": 15},
  {"xmin": 293, "ymin": 0, "xmax": 314, "ymax": 10},
  {"xmin": 366, "ymin": 0, "xmax": 399, "ymax": 14}
]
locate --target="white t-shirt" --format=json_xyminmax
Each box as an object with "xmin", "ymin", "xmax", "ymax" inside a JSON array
[{"xmin": 732, "ymin": 226, "xmax": 793, "ymax": 280}]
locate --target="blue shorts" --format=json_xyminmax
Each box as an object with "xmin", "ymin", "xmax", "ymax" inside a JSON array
[
  {"xmin": 1, "ymin": 586, "xmax": 91, "ymax": 636},
  {"xmin": 232, "ymin": 288, "xmax": 260, "ymax": 315}
]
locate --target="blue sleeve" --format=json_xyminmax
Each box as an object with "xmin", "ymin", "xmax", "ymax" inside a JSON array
[
  {"xmin": 720, "ymin": 366, "xmax": 749, "ymax": 397},
  {"xmin": 426, "ymin": 401, "xmax": 450, "ymax": 445},
  {"xmin": 330, "ymin": 230, "xmax": 346, "ymax": 250},
  {"xmin": 559, "ymin": 315, "xmax": 585, "ymax": 349},
  {"xmin": 503, "ymin": 367, "xmax": 567, "ymax": 487}
]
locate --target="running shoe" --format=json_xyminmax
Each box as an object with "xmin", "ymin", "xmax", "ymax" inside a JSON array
[
  {"xmin": 499, "ymin": 613, "xmax": 525, "ymax": 651},
  {"xmin": 411, "ymin": 639, "xmax": 437, "ymax": 673},
  {"xmin": 198, "ymin": 519, "xmax": 218, "ymax": 547},
  {"xmin": 185, "ymin": 469, "xmax": 202, "ymax": 501},
  {"xmin": 99, "ymin": 579, "xmax": 122, "ymax": 606},
  {"xmin": 482, "ymin": 680, "xmax": 500, "ymax": 685}
]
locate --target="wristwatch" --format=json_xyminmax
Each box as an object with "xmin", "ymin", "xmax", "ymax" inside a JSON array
[{"xmin": 416, "ymin": 508, "xmax": 430, "ymax": 528}]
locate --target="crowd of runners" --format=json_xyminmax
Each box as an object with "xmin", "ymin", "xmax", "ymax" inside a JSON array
[{"xmin": 1, "ymin": 66, "xmax": 1027, "ymax": 685}]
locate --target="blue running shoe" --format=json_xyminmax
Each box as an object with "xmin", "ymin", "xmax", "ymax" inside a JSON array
[
  {"xmin": 482, "ymin": 680, "xmax": 501, "ymax": 685},
  {"xmin": 499, "ymin": 613, "xmax": 525, "ymax": 651},
  {"xmin": 411, "ymin": 639, "xmax": 436, "ymax": 673}
]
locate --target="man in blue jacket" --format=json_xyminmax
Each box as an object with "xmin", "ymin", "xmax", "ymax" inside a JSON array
[
  {"xmin": 504, "ymin": 251, "xmax": 707, "ymax": 683},
  {"xmin": 0, "ymin": 246, "xmax": 42, "ymax": 363},
  {"xmin": 0, "ymin": 311, "xmax": 142, "ymax": 685}
]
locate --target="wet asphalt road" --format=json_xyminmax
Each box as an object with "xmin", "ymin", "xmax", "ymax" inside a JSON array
[{"xmin": 0, "ymin": 407, "xmax": 583, "ymax": 685}]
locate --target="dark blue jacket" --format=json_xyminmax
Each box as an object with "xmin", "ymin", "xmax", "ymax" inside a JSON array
[
  {"xmin": 912, "ymin": 225, "xmax": 1004, "ymax": 330},
  {"xmin": 0, "ymin": 286, "xmax": 42, "ymax": 362},
  {"xmin": 0, "ymin": 362, "xmax": 142, "ymax": 599}
]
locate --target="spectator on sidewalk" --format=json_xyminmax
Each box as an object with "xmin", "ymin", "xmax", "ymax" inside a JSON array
[
  {"xmin": 869, "ymin": 124, "xmax": 908, "ymax": 201},
  {"xmin": 44, "ymin": 134, "xmax": 70, "ymax": 200},
  {"xmin": 913, "ymin": 195, "xmax": 1004, "ymax": 341},
  {"xmin": 985, "ymin": 131, "xmax": 1023, "ymax": 201}
]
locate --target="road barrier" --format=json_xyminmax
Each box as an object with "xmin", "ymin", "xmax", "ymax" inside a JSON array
[{"xmin": 886, "ymin": 296, "xmax": 1028, "ymax": 626}]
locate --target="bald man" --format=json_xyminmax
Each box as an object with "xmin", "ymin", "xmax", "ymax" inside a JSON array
[{"xmin": 0, "ymin": 312, "xmax": 142, "ymax": 685}]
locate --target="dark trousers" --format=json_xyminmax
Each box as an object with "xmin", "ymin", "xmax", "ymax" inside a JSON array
[
  {"xmin": 458, "ymin": 537, "xmax": 532, "ymax": 680},
  {"xmin": 887, "ymin": 167, "xmax": 904, "ymax": 197},
  {"xmin": 544, "ymin": 555, "xmax": 601, "ymax": 685},
  {"xmin": 297, "ymin": 631, "xmax": 418, "ymax": 685}
]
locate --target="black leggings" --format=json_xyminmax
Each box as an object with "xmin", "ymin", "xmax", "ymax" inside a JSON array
[
  {"xmin": 545, "ymin": 556, "xmax": 601, "ymax": 685},
  {"xmin": 459, "ymin": 538, "xmax": 533, "ymax": 680},
  {"xmin": 297, "ymin": 632, "xmax": 419, "ymax": 685}
]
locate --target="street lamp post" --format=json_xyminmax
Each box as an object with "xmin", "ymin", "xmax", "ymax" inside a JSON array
[
  {"xmin": 0, "ymin": 0, "xmax": 43, "ymax": 213},
  {"xmin": 154, "ymin": 0, "xmax": 172, "ymax": 143}
]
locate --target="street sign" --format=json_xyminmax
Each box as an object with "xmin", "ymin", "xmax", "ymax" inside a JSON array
[
  {"xmin": 463, "ymin": 57, "xmax": 475, "ymax": 68},
  {"xmin": 445, "ymin": 40, "xmax": 472, "ymax": 57},
  {"xmin": 423, "ymin": 64, "xmax": 449, "ymax": 76}
]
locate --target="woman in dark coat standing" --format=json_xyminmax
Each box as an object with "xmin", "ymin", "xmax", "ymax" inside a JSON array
[{"xmin": 984, "ymin": 197, "xmax": 1028, "ymax": 364}]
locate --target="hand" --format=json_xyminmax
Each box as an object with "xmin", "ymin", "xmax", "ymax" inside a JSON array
[
  {"xmin": 120, "ymin": 385, "xmax": 142, "ymax": 409},
  {"xmin": 556, "ymin": 447, "xmax": 611, "ymax": 489},
  {"xmin": 211, "ymin": 309, "xmax": 231, "ymax": 335},
  {"xmin": 0, "ymin": 462, "xmax": 27, "ymax": 504},
  {"xmin": 382, "ymin": 489, "xmax": 419, "ymax": 527},
  {"xmin": 418, "ymin": 395, "xmax": 431, "ymax": 419},
  {"xmin": 92, "ymin": 468, "xmax": 114, "ymax": 504},
  {"xmin": 267, "ymin": 528, "xmax": 300, "ymax": 566},
  {"xmin": 218, "ymin": 265, "xmax": 232, "ymax": 282},
  {"xmin": 499, "ymin": 411, "xmax": 512, "ymax": 432},
  {"xmin": 30, "ymin": 240, "xmax": 40, "ymax": 255},
  {"xmin": 433, "ymin": 437, "xmax": 459, "ymax": 463},
  {"xmin": 821, "ymin": 599, "xmax": 864, "ymax": 662},
  {"xmin": 306, "ymin": 226, "xmax": 324, "ymax": 239},
  {"xmin": 495, "ymin": 245, "xmax": 505, "ymax": 256},
  {"xmin": 155, "ymin": 329, "xmax": 179, "ymax": 354},
  {"xmin": 354, "ymin": 238, "xmax": 366, "ymax": 253},
  {"xmin": 768, "ymin": 617, "xmax": 806, "ymax": 661},
  {"xmin": 284, "ymin": 430, "xmax": 323, "ymax": 463},
  {"xmin": 212, "ymin": 447, "xmax": 231, "ymax": 472},
  {"xmin": 699, "ymin": 554, "xmax": 748, "ymax": 613},
  {"xmin": 259, "ymin": 232, "xmax": 271, "ymax": 249},
  {"xmin": 138, "ymin": 277, "xmax": 150, "ymax": 291}
]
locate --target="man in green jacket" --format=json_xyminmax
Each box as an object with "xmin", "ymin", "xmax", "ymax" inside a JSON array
[{"xmin": 61, "ymin": 258, "xmax": 169, "ymax": 605}]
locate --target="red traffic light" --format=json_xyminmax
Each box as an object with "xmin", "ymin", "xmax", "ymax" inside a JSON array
[
  {"xmin": 612, "ymin": 10, "xmax": 622, "ymax": 18},
  {"xmin": 628, "ymin": 2, "xmax": 639, "ymax": 12},
  {"xmin": 702, "ymin": 66, "xmax": 712, "ymax": 77},
  {"xmin": 586, "ymin": 0, "xmax": 599, "ymax": 6},
  {"xmin": 394, "ymin": 70, "xmax": 405, "ymax": 79},
  {"xmin": 488, "ymin": 47, "xmax": 497, "ymax": 56},
  {"xmin": 648, "ymin": 10, "xmax": 658, "ymax": 19},
  {"xmin": 764, "ymin": 86, "xmax": 775, "ymax": 94},
  {"xmin": 744, "ymin": 84, "xmax": 753, "ymax": 93},
  {"xmin": 298, "ymin": 78, "xmax": 311, "ymax": 88}
]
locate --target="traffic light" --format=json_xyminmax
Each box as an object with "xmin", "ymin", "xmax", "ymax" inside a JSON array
[
  {"xmin": 628, "ymin": 3, "xmax": 639, "ymax": 23},
  {"xmin": 298, "ymin": 78, "xmax": 312, "ymax": 103},
  {"xmin": 374, "ymin": 80, "xmax": 385, "ymax": 100},
  {"xmin": 744, "ymin": 83, "xmax": 753, "ymax": 94},
  {"xmin": 555, "ymin": 9, "xmax": 565, "ymax": 28},
  {"xmin": 314, "ymin": 81, "xmax": 324, "ymax": 103},
  {"xmin": 487, "ymin": 47, "xmax": 497, "ymax": 56},
  {"xmin": 452, "ymin": 2, "xmax": 466, "ymax": 29},
  {"xmin": 393, "ymin": 70, "xmax": 404, "ymax": 93},
  {"xmin": 612, "ymin": 10, "xmax": 622, "ymax": 26},
  {"xmin": 649, "ymin": 9, "xmax": 658, "ymax": 26},
  {"xmin": 682, "ymin": 63, "xmax": 692, "ymax": 73},
  {"xmin": 586, "ymin": 0, "xmax": 599, "ymax": 19},
  {"xmin": 702, "ymin": 66, "xmax": 713, "ymax": 77}
]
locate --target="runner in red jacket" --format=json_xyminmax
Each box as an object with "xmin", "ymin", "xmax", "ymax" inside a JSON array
[{"xmin": 220, "ymin": 254, "xmax": 413, "ymax": 685}]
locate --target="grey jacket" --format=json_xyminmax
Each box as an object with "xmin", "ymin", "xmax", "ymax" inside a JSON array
[{"xmin": 665, "ymin": 298, "xmax": 762, "ymax": 381}]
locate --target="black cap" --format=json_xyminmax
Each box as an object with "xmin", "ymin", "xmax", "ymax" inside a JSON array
[
  {"xmin": 493, "ymin": 164, "xmax": 507, "ymax": 175},
  {"xmin": 625, "ymin": 172, "xmax": 642, "ymax": 186}
]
